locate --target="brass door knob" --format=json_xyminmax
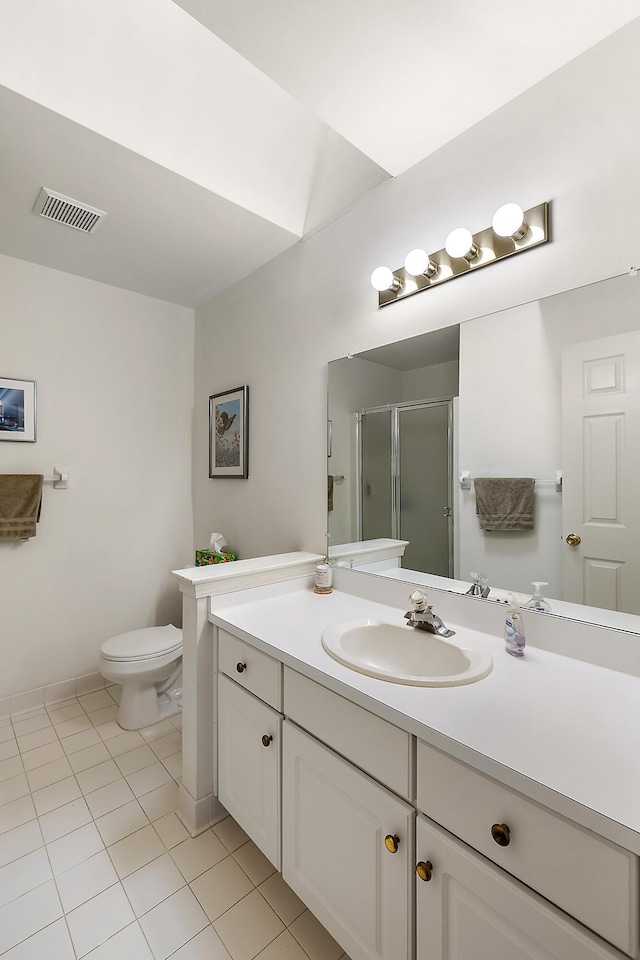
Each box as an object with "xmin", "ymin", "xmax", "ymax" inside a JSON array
[
  {"xmin": 261, "ymin": 734, "xmax": 273, "ymax": 747},
  {"xmin": 491, "ymin": 823, "xmax": 511, "ymax": 847},
  {"xmin": 236, "ymin": 662, "xmax": 247, "ymax": 673},
  {"xmin": 565, "ymin": 533, "xmax": 581, "ymax": 546},
  {"xmin": 384, "ymin": 834, "xmax": 400, "ymax": 854},
  {"xmin": 416, "ymin": 860, "xmax": 433, "ymax": 882}
]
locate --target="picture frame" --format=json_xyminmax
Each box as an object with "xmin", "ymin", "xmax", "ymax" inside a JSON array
[
  {"xmin": 0, "ymin": 377, "xmax": 36, "ymax": 442},
  {"xmin": 209, "ymin": 385, "xmax": 249, "ymax": 478}
]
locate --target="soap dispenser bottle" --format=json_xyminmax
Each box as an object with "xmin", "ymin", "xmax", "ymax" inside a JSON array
[
  {"xmin": 504, "ymin": 593, "xmax": 525, "ymax": 658},
  {"xmin": 524, "ymin": 582, "xmax": 552, "ymax": 613}
]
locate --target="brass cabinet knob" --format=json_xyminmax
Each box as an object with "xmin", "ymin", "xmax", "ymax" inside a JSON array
[
  {"xmin": 261, "ymin": 734, "xmax": 273, "ymax": 747},
  {"xmin": 416, "ymin": 860, "xmax": 433, "ymax": 882},
  {"xmin": 491, "ymin": 823, "xmax": 511, "ymax": 847},
  {"xmin": 384, "ymin": 834, "xmax": 400, "ymax": 854},
  {"xmin": 565, "ymin": 533, "xmax": 581, "ymax": 546},
  {"xmin": 236, "ymin": 662, "xmax": 247, "ymax": 673}
]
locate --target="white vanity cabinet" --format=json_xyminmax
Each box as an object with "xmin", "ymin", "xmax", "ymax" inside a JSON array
[
  {"xmin": 282, "ymin": 719, "xmax": 415, "ymax": 960},
  {"xmin": 416, "ymin": 816, "xmax": 627, "ymax": 960},
  {"xmin": 217, "ymin": 632, "xmax": 283, "ymax": 869}
]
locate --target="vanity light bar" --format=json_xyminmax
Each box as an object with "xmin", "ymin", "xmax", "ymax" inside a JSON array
[{"xmin": 372, "ymin": 201, "xmax": 550, "ymax": 307}]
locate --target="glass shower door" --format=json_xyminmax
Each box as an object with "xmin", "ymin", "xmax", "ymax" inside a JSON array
[{"xmin": 360, "ymin": 409, "xmax": 393, "ymax": 541}]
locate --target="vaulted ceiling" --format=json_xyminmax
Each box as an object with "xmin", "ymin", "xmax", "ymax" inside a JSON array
[{"xmin": 0, "ymin": 1, "xmax": 637, "ymax": 307}]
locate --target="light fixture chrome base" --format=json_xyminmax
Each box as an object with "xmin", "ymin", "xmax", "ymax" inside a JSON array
[{"xmin": 377, "ymin": 201, "xmax": 549, "ymax": 307}]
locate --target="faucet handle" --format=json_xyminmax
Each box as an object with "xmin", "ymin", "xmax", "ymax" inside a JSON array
[{"xmin": 409, "ymin": 590, "xmax": 429, "ymax": 612}]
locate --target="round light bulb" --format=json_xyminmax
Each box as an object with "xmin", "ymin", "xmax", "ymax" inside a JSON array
[
  {"xmin": 370, "ymin": 266, "xmax": 397, "ymax": 292},
  {"xmin": 404, "ymin": 248, "xmax": 429, "ymax": 276},
  {"xmin": 445, "ymin": 227, "xmax": 476, "ymax": 260},
  {"xmin": 492, "ymin": 203, "xmax": 527, "ymax": 240}
]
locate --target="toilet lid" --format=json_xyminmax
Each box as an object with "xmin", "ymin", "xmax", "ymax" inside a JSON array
[{"xmin": 101, "ymin": 625, "xmax": 183, "ymax": 662}]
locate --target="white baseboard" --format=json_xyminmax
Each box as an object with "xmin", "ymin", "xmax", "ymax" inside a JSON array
[{"xmin": 0, "ymin": 670, "xmax": 107, "ymax": 720}]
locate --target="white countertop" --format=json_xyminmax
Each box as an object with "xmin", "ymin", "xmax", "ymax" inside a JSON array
[{"xmin": 210, "ymin": 580, "xmax": 640, "ymax": 854}]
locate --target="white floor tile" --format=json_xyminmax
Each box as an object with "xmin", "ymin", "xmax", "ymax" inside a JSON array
[
  {"xmin": 16, "ymin": 725, "xmax": 58, "ymax": 754},
  {"xmin": 170, "ymin": 830, "xmax": 228, "ymax": 882},
  {"xmin": 108, "ymin": 823, "xmax": 165, "ymax": 878},
  {"xmin": 114, "ymin": 744, "xmax": 156, "ymax": 777},
  {"xmin": 61, "ymin": 728, "xmax": 102, "ymax": 755},
  {"xmin": 190, "ymin": 854, "xmax": 253, "ymax": 921},
  {"xmin": 0, "ymin": 754, "xmax": 25, "ymax": 782},
  {"xmin": 12, "ymin": 714, "xmax": 52, "ymax": 737},
  {"xmin": 213, "ymin": 889, "xmax": 284, "ymax": 960},
  {"xmin": 0, "ymin": 772, "xmax": 30, "ymax": 807},
  {"xmin": 1, "ymin": 917, "xmax": 75, "ymax": 960},
  {"xmin": 26, "ymin": 756, "xmax": 74, "ymax": 792},
  {"xmin": 138, "ymin": 720, "xmax": 176, "ymax": 743},
  {"xmin": 153, "ymin": 811, "xmax": 189, "ymax": 849},
  {"xmin": 95, "ymin": 799, "xmax": 149, "ymax": 846},
  {"xmin": 57, "ymin": 849, "xmax": 119, "ymax": 912},
  {"xmin": 21, "ymin": 741, "xmax": 65, "ymax": 771},
  {"xmin": 169, "ymin": 715, "xmax": 182, "ymax": 731},
  {"xmin": 0, "ymin": 847, "xmax": 52, "ymax": 907},
  {"xmin": 138, "ymin": 886, "xmax": 209, "ymax": 960},
  {"xmin": 0, "ymin": 819, "xmax": 43, "ymax": 869},
  {"xmin": 122, "ymin": 851, "xmax": 185, "ymax": 916},
  {"xmin": 33, "ymin": 775, "xmax": 82, "ymax": 816},
  {"xmin": 258, "ymin": 872, "xmax": 306, "ymax": 926},
  {"xmin": 85, "ymin": 777, "xmax": 135, "ymax": 819},
  {"xmin": 161, "ymin": 753, "xmax": 182, "ymax": 781},
  {"xmin": 289, "ymin": 909, "xmax": 344, "ymax": 960},
  {"xmin": 78, "ymin": 691, "xmax": 115, "ymax": 713},
  {"xmin": 105, "ymin": 731, "xmax": 145, "ymax": 756},
  {"xmin": 212, "ymin": 816, "xmax": 249, "ymax": 854},
  {"xmin": 138, "ymin": 782, "xmax": 179, "ymax": 822},
  {"xmin": 97, "ymin": 721, "xmax": 127, "ymax": 742},
  {"xmin": 126, "ymin": 762, "xmax": 172, "ymax": 798},
  {"xmin": 39, "ymin": 797, "xmax": 92, "ymax": 843},
  {"xmin": 0, "ymin": 795, "xmax": 36, "ymax": 836},
  {"xmin": 232, "ymin": 840, "xmax": 276, "ymax": 886},
  {"xmin": 254, "ymin": 929, "xmax": 310, "ymax": 960},
  {"xmin": 54, "ymin": 715, "xmax": 93, "ymax": 739},
  {"xmin": 0, "ymin": 737, "xmax": 19, "ymax": 760},
  {"xmin": 0, "ymin": 723, "xmax": 16, "ymax": 743},
  {"xmin": 83, "ymin": 921, "xmax": 154, "ymax": 960},
  {"xmin": 0, "ymin": 879, "xmax": 63, "ymax": 954},
  {"xmin": 149, "ymin": 731, "xmax": 182, "ymax": 760},
  {"xmin": 47, "ymin": 700, "xmax": 85, "ymax": 724},
  {"xmin": 47, "ymin": 821, "xmax": 105, "ymax": 875},
  {"xmin": 76, "ymin": 759, "xmax": 122, "ymax": 795},
  {"xmin": 68, "ymin": 742, "xmax": 112, "ymax": 773},
  {"xmin": 168, "ymin": 925, "xmax": 232, "ymax": 960},
  {"xmin": 88, "ymin": 705, "xmax": 119, "ymax": 727},
  {"xmin": 66, "ymin": 881, "xmax": 135, "ymax": 958}
]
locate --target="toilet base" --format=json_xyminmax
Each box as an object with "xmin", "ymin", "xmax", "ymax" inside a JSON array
[{"xmin": 117, "ymin": 677, "xmax": 182, "ymax": 731}]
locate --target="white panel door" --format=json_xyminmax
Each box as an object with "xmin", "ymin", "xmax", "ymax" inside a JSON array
[
  {"xmin": 562, "ymin": 332, "xmax": 640, "ymax": 611},
  {"xmin": 416, "ymin": 816, "xmax": 627, "ymax": 960},
  {"xmin": 217, "ymin": 673, "xmax": 281, "ymax": 869},
  {"xmin": 282, "ymin": 720, "xmax": 414, "ymax": 960}
]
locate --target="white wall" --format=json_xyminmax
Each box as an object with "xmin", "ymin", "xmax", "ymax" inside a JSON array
[
  {"xmin": 0, "ymin": 255, "xmax": 194, "ymax": 699},
  {"xmin": 193, "ymin": 22, "xmax": 640, "ymax": 564},
  {"xmin": 402, "ymin": 360, "xmax": 458, "ymax": 403}
]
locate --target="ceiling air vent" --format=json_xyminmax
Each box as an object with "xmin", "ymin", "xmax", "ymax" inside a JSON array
[{"xmin": 33, "ymin": 188, "xmax": 107, "ymax": 234}]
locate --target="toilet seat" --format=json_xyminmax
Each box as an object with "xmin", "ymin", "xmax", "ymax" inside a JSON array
[{"xmin": 101, "ymin": 625, "xmax": 182, "ymax": 662}]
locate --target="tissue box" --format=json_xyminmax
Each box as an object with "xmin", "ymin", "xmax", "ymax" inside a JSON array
[{"xmin": 195, "ymin": 550, "xmax": 237, "ymax": 566}]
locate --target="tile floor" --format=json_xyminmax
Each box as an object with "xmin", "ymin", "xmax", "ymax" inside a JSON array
[{"xmin": 0, "ymin": 688, "xmax": 350, "ymax": 960}]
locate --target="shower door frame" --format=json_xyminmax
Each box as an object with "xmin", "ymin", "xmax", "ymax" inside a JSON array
[{"xmin": 356, "ymin": 397, "xmax": 454, "ymax": 577}]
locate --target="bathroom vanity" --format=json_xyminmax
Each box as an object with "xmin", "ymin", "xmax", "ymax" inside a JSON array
[{"xmin": 197, "ymin": 565, "xmax": 640, "ymax": 960}]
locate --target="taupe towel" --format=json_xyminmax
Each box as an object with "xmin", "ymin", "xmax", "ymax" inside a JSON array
[
  {"xmin": 474, "ymin": 477, "xmax": 534, "ymax": 531},
  {"xmin": 0, "ymin": 474, "xmax": 43, "ymax": 540}
]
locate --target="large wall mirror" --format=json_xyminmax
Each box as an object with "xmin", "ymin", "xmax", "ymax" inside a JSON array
[{"xmin": 328, "ymin": 271, "xmax": 640, "ymax": 634}]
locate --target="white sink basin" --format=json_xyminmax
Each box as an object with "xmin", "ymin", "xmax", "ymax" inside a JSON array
[{"xmin": 321, "ymin": 618, "xmax": 493, "ymax": 686}]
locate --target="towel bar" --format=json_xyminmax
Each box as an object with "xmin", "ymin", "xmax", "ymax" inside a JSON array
[
  {"xmin": 459, "ymin": 470, "xmax": 562, "ymax": 492},
  {"xmin": 43, "ymin": 467, "xmax": 68, "ymax": 489}
]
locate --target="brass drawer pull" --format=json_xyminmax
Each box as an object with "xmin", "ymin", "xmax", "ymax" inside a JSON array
[
  {"xmin": 491, "ymin": 823, "xmax": 511, "ymax": 847},
  {"xmin": 385, "ymin": 834, "xmax": 400, "ymax": 854},
  {"xmin": 416, "ymin": 860, "xmax": 433, "ymax": 882},
  {"xmin": 261, "ymin": 734, "xmax": 273, "ymax": 747},
  {"xmin": 236, "ymin": 662, "xmax": 247, "ymax": 674}
]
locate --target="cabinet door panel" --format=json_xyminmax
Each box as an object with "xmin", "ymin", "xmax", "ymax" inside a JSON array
[
  {"xmin": 218, "ymin": 674, "xmax": 281, "ymax": 869},
  {"xmin": 283, "ymin": 720, "xmax": 414, "ymax": 960},
  {"xmin": 416, "ymin": 815, "xmax": 627, "ymax": 960}
]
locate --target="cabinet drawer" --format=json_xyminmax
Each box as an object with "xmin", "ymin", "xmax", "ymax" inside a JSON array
[
  {"xmin": 416, "ymin": 739, "xmax": 638, "ymax": 956},
  {"xmin": 284, "ymin": 667, "xmax": 412, "ymax": 800},
  {"xmin": 218, "ymin": 629, "xmax": 282, "ymax": 709}
]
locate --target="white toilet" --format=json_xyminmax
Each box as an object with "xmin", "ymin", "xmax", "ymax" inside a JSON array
[{"xmin": 99, "ymin": 625, "xmax": 183, "ymax": 731}]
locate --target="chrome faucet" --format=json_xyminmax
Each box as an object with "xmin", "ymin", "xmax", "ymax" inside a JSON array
[
  {"xmin": 465, "ymin": 571, "xmax": 490, "ymax": 599},
  {"xmin": 404, "ymin": 590, "xmax": 455, "ymax": 638}
]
